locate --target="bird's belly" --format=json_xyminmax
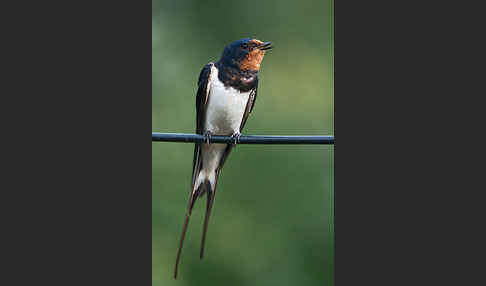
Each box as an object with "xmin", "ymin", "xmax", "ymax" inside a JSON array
[{"xmin": 205, "ymin": 85, "xmax": 250, "ymax": 135}]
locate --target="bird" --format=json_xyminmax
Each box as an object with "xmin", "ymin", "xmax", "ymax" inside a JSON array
[{"xmin": 174, "ymin": 38, "xmax": 272, "ymax": 279}]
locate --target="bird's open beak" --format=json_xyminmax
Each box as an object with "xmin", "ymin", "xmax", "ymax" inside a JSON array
[{"xmin": 258, "ymin": 42, "xmax": 273, "ymax": 50}]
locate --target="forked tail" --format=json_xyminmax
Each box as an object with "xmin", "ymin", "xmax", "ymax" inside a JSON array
[{"xmin": 174, "ymin": 176, "xmax": 218, "ymax": 279}]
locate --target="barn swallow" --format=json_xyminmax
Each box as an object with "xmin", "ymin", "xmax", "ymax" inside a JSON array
[{"xmin": 174, "ymin": 38, "xmax": 272, "ymax": 278}]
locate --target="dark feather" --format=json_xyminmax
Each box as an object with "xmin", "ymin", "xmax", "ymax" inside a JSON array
[
  {"xmin": 200, "ymin": 168, "xmax": 220, "ymax": 259},
  {"xmin": 240, "ymin": 82, "xmax": 258, "ymax": 131},
  {"xmin": 195, "ymin": 62, "xmax": 214, "ymax": 134}
]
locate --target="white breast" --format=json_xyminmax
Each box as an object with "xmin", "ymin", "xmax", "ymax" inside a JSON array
[{"xmin": 205, "ymin": 66, "xmax": 250, "ymax": 135}]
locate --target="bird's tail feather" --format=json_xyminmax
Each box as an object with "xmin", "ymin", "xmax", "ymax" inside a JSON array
[
  {"xmin": 200, "ymin": 175, "xmax": 218, "ymax": 259},
  {"xmin": 174, "ymin": 173, "xmax": 219, "ymax": 279}
]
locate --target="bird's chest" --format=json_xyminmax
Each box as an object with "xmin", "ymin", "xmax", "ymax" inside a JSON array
[{"xmin": 205, "ymin": 79, "xmax": 250, "ymax": 135}]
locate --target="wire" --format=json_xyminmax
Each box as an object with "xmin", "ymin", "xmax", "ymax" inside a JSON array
[{"xmin": 152, "ymin": 132, "xmax": 334, "ymax": 144}]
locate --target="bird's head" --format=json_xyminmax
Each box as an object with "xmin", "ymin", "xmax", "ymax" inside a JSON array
[{"xmin": 220, "ymin": 38, "xmax": 272, "ymax": 71}]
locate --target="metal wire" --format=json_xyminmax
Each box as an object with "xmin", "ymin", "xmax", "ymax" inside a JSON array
[{"xmin": 152, "ymin": 132, "xmax": 334, "ymax": 144}]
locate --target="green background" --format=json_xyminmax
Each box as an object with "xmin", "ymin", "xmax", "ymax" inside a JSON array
[{"xmin": 152, "ymin": 0, "xmax": 333, "ymax": 285}]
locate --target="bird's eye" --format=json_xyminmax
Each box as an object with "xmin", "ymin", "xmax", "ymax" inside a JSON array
[{"xmin": 241, "ymin": 43, "xmax": 248, "ymax": 49}]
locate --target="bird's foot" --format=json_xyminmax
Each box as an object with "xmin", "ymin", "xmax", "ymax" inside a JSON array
[
  {"xmin": 230, "ymin": 132, "xmax": 241, "ymax": 145},
  {"xmin": 203, "ymin": 131, "xmax": 212, "ymax": 144}
]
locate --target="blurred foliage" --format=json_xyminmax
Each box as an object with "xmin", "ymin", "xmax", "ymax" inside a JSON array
[{"xmin": 152, "ymin": 0, "xmax": 333, "ymax": 285}]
